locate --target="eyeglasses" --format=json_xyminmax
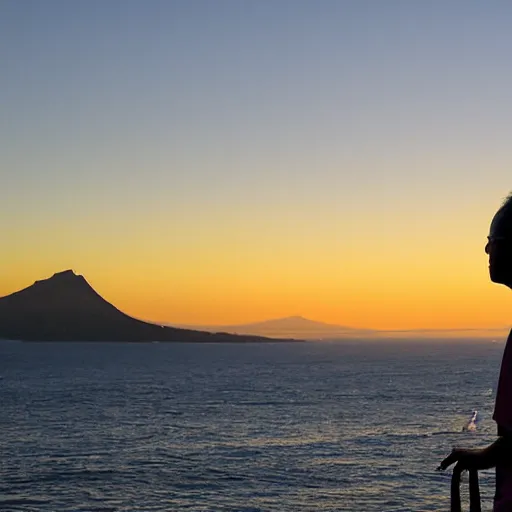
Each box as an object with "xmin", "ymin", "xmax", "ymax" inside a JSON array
[
  {"xmin": 486, "ymin": 235, "xmax": 510, "ymax": 254},
  {"xmin": 487, "ymin": 236, "xmax": 508, "ymax": 243}
]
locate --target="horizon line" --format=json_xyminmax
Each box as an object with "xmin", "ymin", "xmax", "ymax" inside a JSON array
[{"xmin": 152, "ymin": 317, "xmax": 511, "ymax": 334}]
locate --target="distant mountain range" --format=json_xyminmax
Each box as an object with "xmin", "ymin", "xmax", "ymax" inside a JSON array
[
  {"xmin": 170, "ymin": 316, "xmax": 377, "ymax": 339},
  {"xmin": 0, "ymin": 270, "xmax": 298, "ymax": 343},
  {"xmin": 169, "ymin": 316, "xmax": 510, "ymax": 340}
]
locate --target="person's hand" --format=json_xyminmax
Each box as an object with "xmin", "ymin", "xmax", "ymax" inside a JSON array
[{"xmin": 437, "ymin": 448, "xmax": 487, "ymax": 471}]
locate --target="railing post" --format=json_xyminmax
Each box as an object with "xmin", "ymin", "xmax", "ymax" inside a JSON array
[
  {"xmin": 450, "ymin": 463, "xmax": 481, "ymax": 512},
  {"xmin": 451, "ymin": 463, "xmax": 463, "ymax": 512},
  {"xmin": 468, "ymin": 469, "xmax": 481, "ymax": 512}
]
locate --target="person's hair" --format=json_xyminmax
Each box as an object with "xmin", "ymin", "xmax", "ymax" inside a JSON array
[
  {"xmin": 501, "ymin": 192, "xmax": 512, "ymax": 210},
  {"xmin": 496, "ymin": 192, "xmax": 512, "ymax": 236}
]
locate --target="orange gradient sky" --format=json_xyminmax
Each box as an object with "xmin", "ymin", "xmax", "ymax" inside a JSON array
[{"xmin": 2, "ymin": 2, "xmax": 512, "ymax": 330}]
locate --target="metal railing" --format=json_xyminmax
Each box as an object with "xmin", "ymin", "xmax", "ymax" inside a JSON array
[{"xmin": 450, "ymin": 463, "xmax": 481, "ymax": 512}]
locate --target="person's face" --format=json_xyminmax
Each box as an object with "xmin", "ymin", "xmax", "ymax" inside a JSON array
[{"xmin": 485, "ymin": 208, "xmax": 512, "ymax": 287}]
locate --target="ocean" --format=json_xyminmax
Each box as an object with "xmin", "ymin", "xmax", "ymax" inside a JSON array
[{"xmin": 0, "ymin": 339, "xmax": 505, "ymax": 511}]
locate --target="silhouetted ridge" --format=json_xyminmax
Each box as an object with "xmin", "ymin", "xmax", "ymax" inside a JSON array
[
  {"xmin": 0, "ymin": 270, "xmax": 297, "ymax": 343},
  {"xmin": 3, "ymin": 269, "xmax": 127, "ymax": 320},
  {"xmin": 172, "ymin": 315, "xmax": 377, "ymax": 339}
]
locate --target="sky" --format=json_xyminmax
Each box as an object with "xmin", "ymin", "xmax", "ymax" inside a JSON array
[{"xmin": 2, "ymin": 0, "xmax": 512, "ymax": 330}]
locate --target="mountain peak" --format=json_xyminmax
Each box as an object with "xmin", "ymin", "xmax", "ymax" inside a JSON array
[
  {"xmin": 48, "ymin": 269, "xmax": 81, "ymax": 281},
  {"xmin": 53, "ymin": 269, "xmax": 78, "ymax": 278},
  {"xmin": 34, "ymin": 269, "xmax": 87, "ymax": 287}
]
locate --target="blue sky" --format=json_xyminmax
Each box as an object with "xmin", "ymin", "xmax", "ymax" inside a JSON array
[{"xmin": 3, "ymin": 1, "xmax": 512, "ymax": 209}]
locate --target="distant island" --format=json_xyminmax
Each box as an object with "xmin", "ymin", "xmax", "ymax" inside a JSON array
[
  {"xmin": 167, "ymin": 316, "xmax": 510, "ymax": 341},
  {"xmin": 0, "ymin": 270, "xmax": 300, "ymax": 343},
  {"xmin": 169, "ymin": 316, "xmax": 378, "ymax": 339}
]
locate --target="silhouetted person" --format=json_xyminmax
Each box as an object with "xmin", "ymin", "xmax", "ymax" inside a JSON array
[{"xmin": 439, "ymin": 193, "xmax": 512, "ymax": 511}]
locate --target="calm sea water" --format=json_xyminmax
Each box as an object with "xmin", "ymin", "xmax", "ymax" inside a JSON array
[{"xmin": 0, "ymin": 339, "xmax": 506, "ymax": 511}]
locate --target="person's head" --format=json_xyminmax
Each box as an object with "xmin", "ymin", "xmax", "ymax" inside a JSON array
[{"xmin": 486, "ymin": 193, "xmax": 512, "ymax": 288}]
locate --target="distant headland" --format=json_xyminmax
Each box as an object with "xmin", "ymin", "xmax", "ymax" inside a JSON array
[{"xmin": 0, "ymin": 270, "xmax": 300, "ymax": 343}]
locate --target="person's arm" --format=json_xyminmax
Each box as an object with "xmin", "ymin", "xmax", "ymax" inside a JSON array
[{"xmin": 438, "ymin": 436, "xmax": 512, "ymax": 471}]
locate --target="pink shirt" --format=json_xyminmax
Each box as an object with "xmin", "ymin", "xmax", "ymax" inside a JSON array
[{"xmin": 493, "ymin": 330, "xmax": 512, "ymax": 511}]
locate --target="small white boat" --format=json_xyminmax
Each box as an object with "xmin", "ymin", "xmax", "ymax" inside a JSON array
[{"xmin": 462, "ymin": 410, "xmax": 478, "ymax": 432}]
